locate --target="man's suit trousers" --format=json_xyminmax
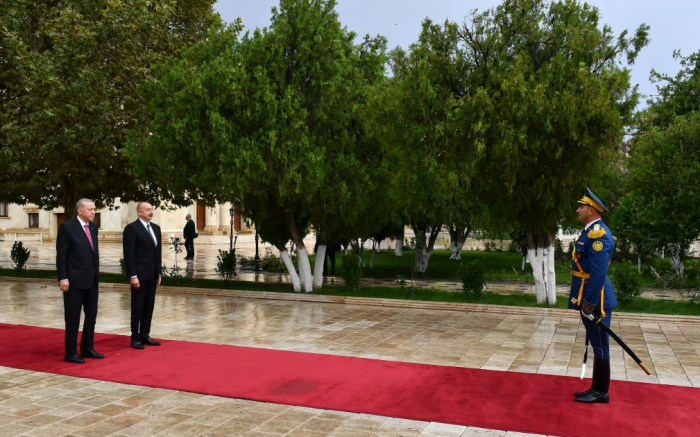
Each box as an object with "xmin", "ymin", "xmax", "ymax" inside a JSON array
[
  {"xmin": 63, "ymin": 282, "xmax": 99, "ymax": 355},
  {"xmin": 131, "ymin": 279, "xmax": 157, "ymax": 340}
]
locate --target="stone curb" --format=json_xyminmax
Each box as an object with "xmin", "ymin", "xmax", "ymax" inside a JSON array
[{"xmin": 3, "ymin": 276, "xmax": 699, "ymax": 325}]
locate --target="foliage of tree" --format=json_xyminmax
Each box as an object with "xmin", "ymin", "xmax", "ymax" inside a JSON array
[
  {"xmin": 0, "ymin": 0, "xmax": 217, "ymax": 218},
  {"xmin": 127, "ymin": 0, "xmax": 387, "ymax": 291},
  {"xmin": 368, "ymin": 19, "xmax": 482, "ymax": 273},
  {"xmin": 623, "ymin": 112, "xmax": 700, "ymax": 274},
  {"xmin": 648, "ymin": 50, "xmax": 700, "ymax": 128},
  {"xmin": 452, "ymin": 0, "xmax": 649, "ymax": 303}
]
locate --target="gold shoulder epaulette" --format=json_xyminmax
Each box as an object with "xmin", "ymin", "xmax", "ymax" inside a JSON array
[{"xmin": 588, "ymin": 227, "xmax": 606, "ymax": 239}]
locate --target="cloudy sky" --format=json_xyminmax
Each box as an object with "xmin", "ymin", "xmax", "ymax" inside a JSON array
[{"xmin": 214, "ymin": 0, "xmax": 700, "ymax": 107}]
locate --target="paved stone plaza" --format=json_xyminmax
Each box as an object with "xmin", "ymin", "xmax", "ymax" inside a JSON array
[{"xmin": 1, "ymin": 281, "xmax": 699, "ymax": 436}]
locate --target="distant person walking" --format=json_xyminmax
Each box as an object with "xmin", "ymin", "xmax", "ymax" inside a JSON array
[
  {"xmin": 183, "ymin": 213, "xmax": 197, "ymax": 260},
  {"xmin": 123, "ymin": 202, "xmax": 162, "ymax": 350},
  {"xmin": 56, "ymin": 199, "xmax": 104, "ymax": 364}
]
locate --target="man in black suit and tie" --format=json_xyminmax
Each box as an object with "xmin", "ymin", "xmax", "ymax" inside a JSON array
[
  {"xmin": 122, "ymin": 202, "xmax": 162, "ymax": 349},
  {"xmin": 56, "ymin": 199, "xmax": 104, "ymax": 363},
  {"xmin": 183, "ymin": 213, "xmax": 197, "ymax": 260}
]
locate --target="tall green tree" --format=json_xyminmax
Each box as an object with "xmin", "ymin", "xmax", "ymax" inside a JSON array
[
  {"xmin": 0, "ymin": 0, "xmax": 217, "ymax": 218},
  {"xmin": 454, "ymin": 0, "xmax": 648, "ymax": 303},
  {"xmin": 127, "ymin": 0, "xmax": 387, "ymax": 292},
  {"xmin": 369, "ymin": 19, "xmax": 482, "ymax": 273},
  {"xmin": 624, "ymin": 113, "xmax": 700, "ymax": 274}
]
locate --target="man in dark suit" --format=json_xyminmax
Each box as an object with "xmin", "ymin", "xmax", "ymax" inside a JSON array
[
  {"xmin": 122, "ymin": 202, "xmax": 162, "ymax": 349},
  {"xmin": 56, "ymin": 198, "xmax": 104, "ymax": 363},
  {"xmin": 183, "ymin": 213, "xmax": 197, "ymax": 260}
]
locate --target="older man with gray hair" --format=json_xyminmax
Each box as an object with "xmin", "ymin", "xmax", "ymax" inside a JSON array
[{"xmin": 56, "ymin": 199, "xmax": 104, "ymax": 363}]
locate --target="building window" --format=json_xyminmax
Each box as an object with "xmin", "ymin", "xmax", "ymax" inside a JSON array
[
  {"xmin": 0, "ymin": 203, "xmax": 7, "ymax": 217},
  {"xmin": 94, "ymin": 213, "xmax": 101, "ymax": 228},
  {"xmin": 28, "ymin": 213, "xmax": 39, "ymax": 228}
]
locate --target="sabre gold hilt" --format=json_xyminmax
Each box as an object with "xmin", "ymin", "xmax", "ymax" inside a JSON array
[{"xmin": 639, "ymin": 362, "xmax": 652, "ymax": 376}]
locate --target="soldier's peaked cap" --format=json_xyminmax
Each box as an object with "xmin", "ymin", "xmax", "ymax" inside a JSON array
[{"xmin": 577, "ymin": 188, "xmax": 608, "ymax": 213}]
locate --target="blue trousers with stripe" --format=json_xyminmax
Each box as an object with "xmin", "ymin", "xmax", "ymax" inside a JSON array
[{"xmin": 581, "ymin": 309, "xmax": 612, "ymax": 359}]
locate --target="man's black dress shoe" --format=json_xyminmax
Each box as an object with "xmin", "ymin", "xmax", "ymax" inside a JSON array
[
  {"xmin": 141, "ymin": 336, "xmax": 161, "ymax": 346},
  {"xmin": 81, "ymin": 349, "xmax": 105, "ymax": 359},
  {"xmin": 64, "ymin": 354, "xmax": 85, "ymax": 364},
  {"xmin": 131, "ymin": 340, "xmax": 144, "ymax": 350},
  {"xmin": 575, "ymin": 389, "xmax": 609, "ymax": 404}
]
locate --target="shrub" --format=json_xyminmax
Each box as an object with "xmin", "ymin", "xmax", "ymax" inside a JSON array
[
  {"xmin": 340, "ymin": 252, "xmax": 363, "ymax": 292},
  {"xmin": 10, "ymin": 241, "xmax": 30, "ymax": 272},
  {"xmin": 119, "ymin": 258, "xmax": 127, "ymax": 276},
  {"xmin": 554, "ymin": 238, "xmax": 566, "ymax": 261},
  {"xmin": 215, "ymin": 249, "xmax": 237, "ymax": 281},
  {"xmin": 460, "ymin": 260, "xmax": 486, "ymax": 298},
  {"xmin": 610, "ymin": 261, "xmax": 643, "ymax": 305}
]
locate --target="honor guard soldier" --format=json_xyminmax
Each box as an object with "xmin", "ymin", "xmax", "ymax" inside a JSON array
[{"xmin": 569, "ymin": 188, "xmax": 617, "ymax": 404}]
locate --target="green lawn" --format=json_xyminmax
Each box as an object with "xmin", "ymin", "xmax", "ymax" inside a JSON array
[
  {"xmin": 309, "ymin": 250, "xmax": 700, "ymax": 288},
  {"xmin": 3, "ymin": 267, "xmax": 700, "ymax": 316}
]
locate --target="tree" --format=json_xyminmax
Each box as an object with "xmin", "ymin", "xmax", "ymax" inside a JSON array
[
  {"xmin": 127, "ymin": 0, "xmax": 387, "ymax": 292},
  {"xmin": 648, "ymin": 50, "xmax": 700, "ymax": 128},
  {"xmin": 0, "ymin": 0, "xmax": 217, "ymax": 218},
  {"xmin": 454, "ymin": 0, "xmax": 649, "ymax": 304},
  {"xmin": 623, "ymin": 113, "xmax": 700, "ymax": 274},
  {"xmin": 369, "ymin": 19, "xmax": 482, "ymax": 273}
]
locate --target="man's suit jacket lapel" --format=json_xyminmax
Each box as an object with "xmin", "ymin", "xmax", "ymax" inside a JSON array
[
  {"xmin": 135, "ymin": 219, "xmax": 157, "ymax": 247},
  {"xmin": 73, "ymin": 218, "xmax": 94, "ymax": 251}
]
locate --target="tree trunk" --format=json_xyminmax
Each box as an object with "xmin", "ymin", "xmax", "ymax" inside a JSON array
[
  {"xmin": 297, "ymin": 247, "xmax": 313, "ymax": 292},
  {"xmin": 394, "ymin": 227, "xmax": 404, "ymax": 256},
  {"xmin": 357, "ymin": 239, "xmax": 366, "ymax": 267},
  {"xmin": 289, "ymin": 219, "xmax": 313, "ymax": 292},
  {"xmin": 670, "ymin": 243, "xmax": 685, "ymax": 275},
  {"xmin": 521, "ymin": 255, "xmax": 527, "ymax": 271},
  {"xmin": 638, "ymin": 256, "xmax": 642, "ymax": 272},
  {"xmin": 413, "ymin": 223, "xmax": 442, "ymax": 273},
  {"xmin": 526, "ymin": 231, "xmax": 556, "ymax": 305},
  {"xmin": 448, "ymin": 224, "xmax": 470, "ymax": 260},
  {"xmin": 63, "ymin": 179, "xmax": 78, "ymax": 219},
  {"xmin": 370, "ymin": 240, "xmax": 377, "ymax": 269},
  {"xmin": 280, "ymin": 250, "xmax": 301, "ymax": 292},
  {"xmin": 313, "ymin": 244, "xmax": 326, "ymax": 289}
]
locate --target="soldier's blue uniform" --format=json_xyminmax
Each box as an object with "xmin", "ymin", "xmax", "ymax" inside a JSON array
[
  {"xmin": 570, "ymin": 188, "xmax": 616, "ymax": 404},
  {"xmin": 568, "ymin": 218, "xmax": 617, "ymax": 359}
]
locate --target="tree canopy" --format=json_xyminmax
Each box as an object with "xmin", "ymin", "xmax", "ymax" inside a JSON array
[{"xmin": 0, "ymin": 0, "xmax": 217, "ymax": 218}]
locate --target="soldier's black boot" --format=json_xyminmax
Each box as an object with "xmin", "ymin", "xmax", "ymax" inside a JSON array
[
  {"xmin": 576, "ymin": 358, "xmax": 609, "ymax": 404},
  {"xmin": 574, "ymin": 357, "xmax": 597, "ymax": 397}
]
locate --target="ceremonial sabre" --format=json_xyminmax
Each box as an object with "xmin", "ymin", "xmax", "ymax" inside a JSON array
[
  {"xmin": 580, "ymin": 339, "xmax": 589, "ymax": 379},
  {"xmin": 591, "ymin": 314, "xmax": 652, "ymax": 375}
]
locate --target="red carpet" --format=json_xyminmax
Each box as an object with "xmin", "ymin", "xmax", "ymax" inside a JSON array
[{"xmin": 0, "ymin": 323, "xmax": 696, "ymax": 437}]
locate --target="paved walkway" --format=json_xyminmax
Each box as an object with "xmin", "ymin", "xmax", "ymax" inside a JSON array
[{"xmin": 1, "ymin": 281, "xmax": 699, "ymax": 436}]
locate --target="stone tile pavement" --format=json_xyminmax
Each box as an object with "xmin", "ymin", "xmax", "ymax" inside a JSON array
[{"xmin": 1, "ymin": 280, "xmax": 700, "ymax": 436}]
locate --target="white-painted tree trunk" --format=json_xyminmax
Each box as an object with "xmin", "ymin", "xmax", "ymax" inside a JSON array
[
  {"xmin": 449, "ymin": 239, "xmax": 465, "ymax": 259},
  {"xmin": 394, "ymin": 227, "xmax": 404, "ymax": 257},
  {"xmin": 313, "ymin": 244, "xmax": 326, "ymax": 289},
  {"xmin": 638, "ymin": 256, "xmax": 642, "ymax": 272},
  {"xmin": 670, "ymin": 243, "xmax": 684, "ymax": 275},
  {"xmin": 413, "ymin": 224, "xmax": 442, "ymax": 273},
  {"xmin": 545, "ymin": 246, "xmax": 556, "ymax": 304},
  {"xmin": 280, "ymin": 250, "xmax": 301, "ymax": 292},
  {"xmin": 521, "ymin": 256, "xmax": 527, "ymax": 271},
  {"xmin": 394, "ymin": 239, "xmax": 403, "ymax": 256},
  {"xmin": 370, "ymin": 241, "xmax": 377, "ymax": 269},
  {"xmin": 527, "ymin": 247, "xmax": 546, "ymax": 304},
  {"xmin": 296, "ymin": 247, "xmax": 313, "ymax": 292},
  {"xmin": 527, "ymin": 244, "xmax": 557, "ymax": 305}
]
